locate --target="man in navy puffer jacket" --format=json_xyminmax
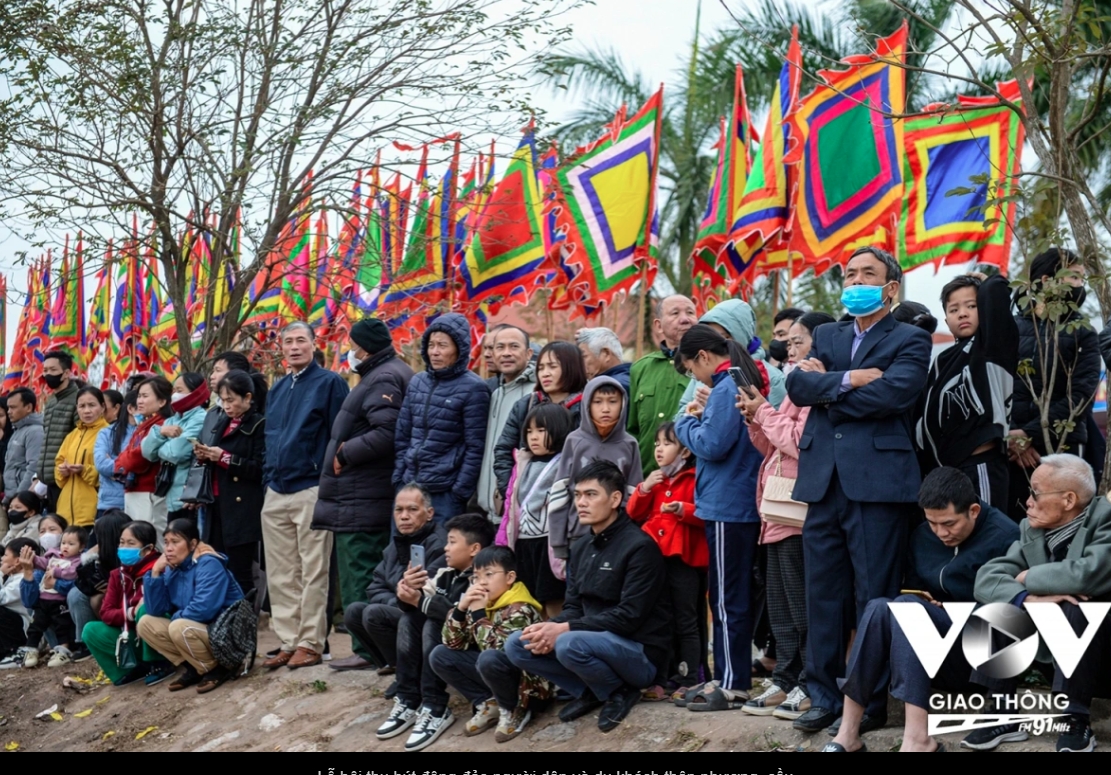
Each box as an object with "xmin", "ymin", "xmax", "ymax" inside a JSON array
[{"xmin": 393, "ymin": 313, "xmax": 491, "ymax": 523}]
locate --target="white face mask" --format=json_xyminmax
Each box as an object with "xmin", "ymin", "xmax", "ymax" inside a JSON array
[
  {"xmin": 348, "ymin": 350, "xmax": 362, "ymax": 370},
  {"xmin": 39, "ymin": 533, "xmax": 61, "ymax": 551}
]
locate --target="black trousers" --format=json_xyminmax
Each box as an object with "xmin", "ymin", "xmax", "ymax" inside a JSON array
[
  {"xmin": 395, "ymin": 610, "xmax": 448, "ymax": 711},
  {"xmin": 344, "ymin": 602, "xmax": 402, "ymax": 669},
  {"xmin": 957, "ymin": 449, "xmax": 1009, "ymax": 513},
  {"xmin": 27, "ymin": 598, "xmax": 74, "ymax": 648},
  {"xmin": 803, "ymin": 476, "xmax": 910, "ymax": 715},
  {"xmin": 0, "ymin": 607, "xmax": 25, "ymax": 657},
  {"xmin": 1055, "ymin": 600, "xmax": 1111, "ymax": 714},
  {"xmin": 665, "ymin": 556, "xmax": 705, "ymax": 686}
]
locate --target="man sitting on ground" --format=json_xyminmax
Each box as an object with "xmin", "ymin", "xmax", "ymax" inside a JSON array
[
  {"xmin": 375, "ymin": 513, "xmax": 494, "ymax": 752},
  {"xmin": 505, "ymin": 460, "xmax": 670, "ymax": 733},
  {"xmin": 333, "ymin": 484, "xmax": 447, "ymax": 679},
  {"xmin": 824, "ymin": 467, "xmax": 1018, "ymax": 752},
  {"xmin": 972, "ymin": 454, "xmax": 1111, "ymax": 753}
]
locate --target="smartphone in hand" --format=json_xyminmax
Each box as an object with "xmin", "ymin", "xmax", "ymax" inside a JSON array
[
  {"xmin": 410, "ymin": 544, "xmax": 426, "ymax": 570},
  {"xmin": 727, "ymin": 366, "xmax": 751, "ymax": 390}
]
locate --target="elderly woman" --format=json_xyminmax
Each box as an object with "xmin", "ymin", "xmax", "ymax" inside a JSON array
[
  {"xmin": 80, "ymin": 520, "xmax": 167, "ymax": 685},
  {"xmin": 137, "ymin": 519, "xmax": 244, "ymax": 694}
]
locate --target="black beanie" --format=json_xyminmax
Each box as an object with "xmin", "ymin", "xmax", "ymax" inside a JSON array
[{"xmin": 350, "ymin": 318, "xmax": 392, "ymax": 356}]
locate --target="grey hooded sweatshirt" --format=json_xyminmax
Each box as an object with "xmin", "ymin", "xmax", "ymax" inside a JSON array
[{"xmin": 547, "ymin": 375, "xmax": 643, "ymax": 558}]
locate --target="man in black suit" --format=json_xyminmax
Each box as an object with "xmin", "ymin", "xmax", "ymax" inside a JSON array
[{"xmin": 785, "ymin": 246, "xmax": 932, "ymax": 733}]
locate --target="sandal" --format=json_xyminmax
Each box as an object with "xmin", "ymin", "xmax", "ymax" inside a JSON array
[
  {"xmin": 640, "ymin": 685, "xmax": 669, "ymax": 702},
  {"xmin": 672, "ymin": 681, "xmax": 712, "ymax": 708},
  {"xmin": 686, "ymin": 682, "xmax": 749, "ymax": 711},
  {"xmin": 196, "ymin": 666, "xmax": 233, "ymax": 694},
  {"xmin": 168, "ymin": 665, "xmax": 201, "ymax": 692}
]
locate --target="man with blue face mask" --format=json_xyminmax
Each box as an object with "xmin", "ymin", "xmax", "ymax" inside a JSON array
[{"xmin": 785, "ymin": 246, "xmax": 932, "ymax": 737}]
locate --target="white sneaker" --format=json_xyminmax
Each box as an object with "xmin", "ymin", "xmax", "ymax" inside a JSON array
[
  {"xmin": 376, "ymin": 698, "xmax": 419, "ymax": 740},
  {"xmin": 47, "ymin": 646, "xmax": 73, "ymax": 668},
  {"xmin": 404, "ymin": 706, "xmax": 455, "ymax": 751},
  {"xmin": 464, "ymin": 698, "xmax": 498, "ymax": 736},
  {"xmin": 0, "ymin": 652, "xmax": 24, "ymax": 669},
  {"xmin": 21, "ymin": 647, "xmax": 39, "ymax": 669},
  {"xmin": 772, "ymin": 686, "xmax": 811, "ymax": 721},
  {"xmin": 741, "ymin": 683, "xmax": 787, "ymax": 716}
]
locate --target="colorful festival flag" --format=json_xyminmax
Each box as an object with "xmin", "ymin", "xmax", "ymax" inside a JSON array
[
  {"xmin": 3, "ymin": 267, "xmax": 34, "ymax": 391},
  {"xmin": 724, "ymin": 28, "xmax": 802, "ymax": 278},
  {"xmin": 549, "ymin": 87, "xmax": 664, "ymax": 317},
  {"xmin": 896, "ymin": 80, "xmax": 1025, "ymax": 273},
  {"xmin": 693, "ymin": 65, "xmax": 756, "ymax": 308},
  {"xmin": 48, "ymin": 234, "xmax": 87, "ymax": 371},
  {"xmin": 788, "ymin": 23, "xmax": 908, "ymax": 271},
  {"xmin": 87, "ymin": 243, "xmax": 112, "ymax": 370},
  {"xmin": 460, "ymin": 127, "xmax": 552, "ymax": 315}
]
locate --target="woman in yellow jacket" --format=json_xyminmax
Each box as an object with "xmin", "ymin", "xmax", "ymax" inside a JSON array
[{"xmin": 55, "ymin": 386, "xmax": 109, "ymax": 527}]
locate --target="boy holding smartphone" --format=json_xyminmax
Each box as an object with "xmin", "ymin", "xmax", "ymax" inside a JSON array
[{"xmin": 377, "ymin": 513, "xmax": 495, "ymax": 751}]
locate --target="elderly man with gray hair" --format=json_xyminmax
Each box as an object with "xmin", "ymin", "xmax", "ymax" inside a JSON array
[
  {"xmin": 261, "ymin": 321, "xmax": 351, "ymax": 670},
  {"xmin": 973, "ymin": 454, "xmax": 1111, "ymax": 752},
  {"xmin": 575, "ymin": 327, "xmax": 630, "ymax": 394}
]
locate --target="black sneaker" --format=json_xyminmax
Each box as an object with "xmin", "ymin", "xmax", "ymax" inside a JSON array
[
  {"xmin": 793, "ymin": 705, "xmax": 837, "ymax": 732},
  {"xmin": 70, "ymin": 644, "xmax": 93, "ymax": 662},
  {"xmin": 960, "ymin": 723, "xmax": 1029, "ymax": 750},
  {"xmin": 1056, "ymin": 714, "xmax": 1096, "ymax": 752},
  {"xmin": 598, "ymin": 685, "xmax": 641, "ymax": 732},
  {"xmin": 145, "ymin": 661, "xmax": 178, "ymax": 686}
]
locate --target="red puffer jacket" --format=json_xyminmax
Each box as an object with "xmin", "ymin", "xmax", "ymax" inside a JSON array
[
  {"xmin": 99, "ymin": 551, "xmax": 162, "ymax": 628},
  {"xmin": 626, "ymin": 466, "xmax": 707, "ymax": 568}
]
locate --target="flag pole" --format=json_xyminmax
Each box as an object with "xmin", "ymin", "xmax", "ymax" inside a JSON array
[{"xmin": 635, "ymin": 263, "xmax": 648, "ymax": 360}]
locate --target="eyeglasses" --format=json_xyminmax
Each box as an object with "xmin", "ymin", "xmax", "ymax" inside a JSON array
[
  {"xmin": 475, "ymin": 570, "xmax": 507, "ymax": 582},
  {"xmin": 1030, "ymin": 489, "xmax": 1068, "ymax": 500}
]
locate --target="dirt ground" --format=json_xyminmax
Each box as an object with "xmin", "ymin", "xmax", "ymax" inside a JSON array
[{"xmin": 0, "ymin": 626, "xmax": 1105, "ymax": 753}]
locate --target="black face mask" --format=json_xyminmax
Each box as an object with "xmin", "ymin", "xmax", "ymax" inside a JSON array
[
  {"xmin": 1069, "ymin": 286, "xmax": 1088, "ymax": 309},
  {"xmin": 7, "ymin": 509, "xmax": 28, "ymax": 524},
  {"xmin": 43, "ymin": 374, "xmax": 64, "ymax": 390}
]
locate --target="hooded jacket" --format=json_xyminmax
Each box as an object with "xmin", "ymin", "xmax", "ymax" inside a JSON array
[
  {"xmin": 314, "ymin": 347, "xmax": 414, "ymax": 533},
  {"xmin": 55, "ymin": 417, "xmax": 110, "ymax": 527},
  {"xmin": 4, "ymin": 412, "xmax": 43, "ymax": 497},
  {"xmin": 143, "ymin": 551, "xmax": 244, "ymax": 624},
  {"xmin": 393, "ymin": 313, "xmax": 491, "ymax": 499},
  {"xmin": 547, "ymin": 376, "xmax": 643, "ymax": 558},
  {"xmin": 673, "ymin": 300, "xmax": 787, "ymax": 416},
  {"xmin": 39, "ymin": 381, "xmax": 78, "ymax": 487},
  {"xmin": 141, "ymin": 405, "xmax": 208, "ymax": 511},
  {"xmin": 477, "ymin": 359, "xmax": 536, "ymax": 518},
  {"xmin": 676, "ymin": 368, "xmax": 765, "ymax": 524}
]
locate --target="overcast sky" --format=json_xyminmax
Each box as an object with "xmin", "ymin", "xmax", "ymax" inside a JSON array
[{"xmin": 0, "ymin": 0, "xmax": 993, "ymax": 351}]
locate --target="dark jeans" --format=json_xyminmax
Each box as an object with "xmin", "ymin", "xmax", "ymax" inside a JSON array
[
  {"xmin": 395, "ymin": 610, "xmax": 448, "ymax": 711},
  {"xmin": 0, "ymin": 607, "xmax": 25, "ymax": 657},
  {"xmin": 504, "ymin": 630, "xmax": 657, "ymax": 702},
  {"xmin": 344, "ymin": 602, "xmax": 402, "ymax": 669},
  {"xmin": 665, "ymin": 556, "xmax": 704, "ymax": 686},
  {"xmin": 429, "ymin": 645, "xmax": 524, "ymax": 710},
  {"xmin": 27, "ymin": 598, "xmax": 74, "ymax": 648}
]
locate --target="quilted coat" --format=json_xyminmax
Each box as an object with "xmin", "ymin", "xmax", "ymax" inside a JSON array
[{"xmin": 393, "ymin": 313, "xmax": 491, "ymax": 499}]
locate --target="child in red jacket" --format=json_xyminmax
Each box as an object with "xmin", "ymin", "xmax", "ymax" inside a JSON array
[{"xmin": 626, "ymin": 421, "xmax": 705, "ymax": 699}]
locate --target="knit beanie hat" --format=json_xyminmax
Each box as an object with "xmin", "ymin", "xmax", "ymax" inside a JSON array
[{"xmin": 350, "ymin": 318, "xmax": 392, "ymax": 356}]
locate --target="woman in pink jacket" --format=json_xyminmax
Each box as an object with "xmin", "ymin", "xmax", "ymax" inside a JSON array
[{"xmin": 735, "ymin": 311, "xmax": 835, "ymax": 723}]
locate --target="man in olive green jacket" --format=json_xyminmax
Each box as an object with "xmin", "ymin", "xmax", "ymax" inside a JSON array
[
  {"xmin": 626, "ymin": 295, "xmax": 696, "ymax": 475},
  {"xmin": 37, "ymin": 350, "xmax": 79, "ymax": 510},
  {"xmin": 974, "ymin": 454, "xmax": 1111, "ymax": 753}
]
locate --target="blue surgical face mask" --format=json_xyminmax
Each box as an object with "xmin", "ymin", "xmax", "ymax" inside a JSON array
[
  {"xmin": 118, "ymin": 547, "xmax": 144, "ymax": 566},
  {"xmin": 841, "ymin": 282, "xmax": 892, "ymax": 318}
]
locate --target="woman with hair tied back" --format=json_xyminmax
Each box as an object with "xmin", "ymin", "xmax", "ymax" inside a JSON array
[
  {"xmin": 142, "ymin": 373, "xmax": 210, "ymax": 523},
  {"xmin": 190, "ymin": 370, "xmax": 267, "ymax": 597},
  {"xmin": 115, "ymin": 376, "xmax": 174, "ymax": 532},
  {"xmin": 95, "ymin": 390, "xmax": 138, "ymax": 517}
]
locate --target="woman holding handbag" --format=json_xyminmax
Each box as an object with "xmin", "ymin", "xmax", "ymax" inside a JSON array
[
  {"xmin": 116, "ymin": 376, "xmax": 174, "ymax": 533},
  {"xmin": 189, "ymin": 370, "xmax": 266, "ymax": 598},
  {"xmin": 735, "ymin": 311, "xmax": 835, "ymax": 722},
  {"xmin": 79, "ymin": 520, "xmax": 168, "ymax": 685},
  {"xmin": 142, "ymin": 374, "xmax": 209, "ymax": 523}
]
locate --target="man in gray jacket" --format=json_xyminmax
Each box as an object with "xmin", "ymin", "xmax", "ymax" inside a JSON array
[
  {"xmin": 4, "ymin": 388, "xmax": 44, "ymax": 504},
  {"xmin": 476, "ymin": 326, "xmax": 535, "ymax": 520},
  {"xmin": 973, "ymin": 454, "xmax": 1111, "ymax": 753}
]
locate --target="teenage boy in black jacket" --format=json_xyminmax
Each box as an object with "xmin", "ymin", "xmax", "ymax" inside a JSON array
[
  {"xmin": 505, "ymin": 460, "xmax": 670, "ymax": 733},
  {"xmin": 824, "ymin": 467, "xmax": 1018, "ymax": 753},
  {"xmin": 375, "ymin": 512, "xmax": 494, "ymax": 752}
]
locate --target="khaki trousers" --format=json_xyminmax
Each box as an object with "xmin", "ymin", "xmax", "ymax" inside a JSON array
[
  {"xmin": 136, "ymin": 616, "xmax": 217, "ymax": 674},
  {"xmin": 260, "ymin": 486, "xmax": 333, "ymax": 653}
]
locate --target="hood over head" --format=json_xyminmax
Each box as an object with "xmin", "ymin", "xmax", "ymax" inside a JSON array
[
  {"xmin": 578, "ymin": 375, "xmax": 628, "ymax": 440},
  {"xmin": 700, "ymin": 300, "xmax": 764, "ymax": 360},
  {"xmin": 420, "ymin": 313, "xmax": 472, "ymax": 378}
]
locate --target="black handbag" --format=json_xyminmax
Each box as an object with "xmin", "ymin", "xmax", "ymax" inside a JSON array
[
  {"xmin": 154, "ymin": 462, "xmax": 176, "ymax": 497},
  {"xmin": 181, "ymin": 462, "xmax": 214, "ymax": 505}
]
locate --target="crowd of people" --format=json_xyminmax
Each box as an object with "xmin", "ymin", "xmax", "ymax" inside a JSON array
[{"xmin": 3, "ymin": 244, "xmax": 1111, "ymax": 752}]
